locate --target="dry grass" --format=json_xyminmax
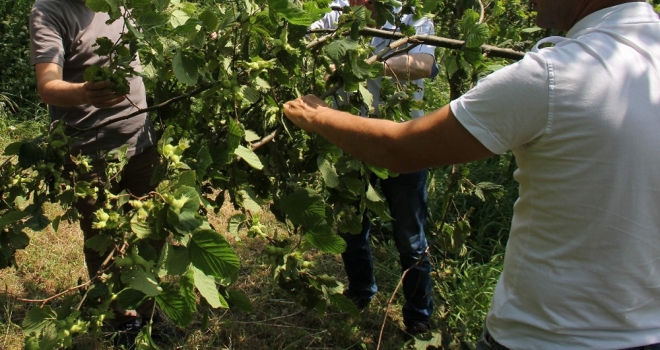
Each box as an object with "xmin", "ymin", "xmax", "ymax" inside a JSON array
[{"xmin": 0, "ymin": 196, "xmax": 435, "ymax": 350}]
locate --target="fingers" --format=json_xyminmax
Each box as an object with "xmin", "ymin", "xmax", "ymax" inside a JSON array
[{"xmin": 83, "ymin": 81, "xmax": 127, "ymax": 108}]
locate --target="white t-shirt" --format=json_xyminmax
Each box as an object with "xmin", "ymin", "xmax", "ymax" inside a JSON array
[{"xmin": 451, "ymin": 3, "xmax": 660, "ymax": 349}]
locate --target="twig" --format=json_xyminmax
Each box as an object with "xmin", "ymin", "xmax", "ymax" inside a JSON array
[
  {"xmin": 478, "ymin": 0, "xmax": 486, "ymax": 24},
  {"xmin": 376, "ymin": 247, "xmax": 431, "ymax": 350}
]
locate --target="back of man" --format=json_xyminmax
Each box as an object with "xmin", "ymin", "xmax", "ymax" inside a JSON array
[{"xmin": 450, "ymin": 2, "xmax": 660, "ymax": 348}]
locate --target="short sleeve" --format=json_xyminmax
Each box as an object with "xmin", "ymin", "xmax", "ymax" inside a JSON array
[
  {"xmin": 409, "ymin": 16, "xmax": 435, "ymax": 58},
  {"xmin": 29, "ymin": 5, "xmax": 65, "ymax": 66},
  {"xmin": 450, "ymin": 52, "xmax": 550, "ymax": 154}
]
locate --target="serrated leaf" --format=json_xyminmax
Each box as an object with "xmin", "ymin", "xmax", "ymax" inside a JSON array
[
  {"xmin": 240, "ymin": 86, "xmax": 261, "ymax": 104},
  {"xmin": 317, "ymin": 156, "xmax": 339, "ymax": 188},
  {"xmin": 0, "ymin": 210, "xmax": 27, "ymax": 230},
  {"xmin": 198, "ymin": 9, "xmax": 219, "ymax": 31},
  {"xmin": 22, "ymin": 306, "xmax": 57, "ymax": 336},
  {"xmin": 254, "ymin": 76, "xmax": 271, "ymax": 90},
  {"xmin": 280, "ymin": 188, "xmax": 328, "ymax": 231},
  {"xmin": 227, "ymin": 214, "xmax": 246, "ymax": 235},
  {"xmin": 337, "ymin": 206, "xmax": 363, "ymax": 235},
  {"xmin": 173, "ymin": 51, "xmax": 198, "ymax": 86},
  {"xmin": 121, "ymin": 267, "xmax": 162, "ymax": 297},
  {"xmin": 156, "ymin": 283, "xmax": 193, "ymax": 327},
  {"xmin": 235, "ymin": 145, "xmax": 263, "ymax": 170},
  {"xmin": 465, "ymin": 23, "xmax": 489, "ymax": 48},
  {"xmin": 193, "ymin": 267, "xmax": 228, "ymax": 309},
  {"xmin": 227, "ymin": 118, "xmax": 244, "ymax": 153},
  {"xmin": 358, "ymin": 83, "xmax": 373, "ymax": 108},
  {"xmin": 116, "ymin": 288, "xmax": 147, "ymax": 310},
  {"xmin": 170, "ymin": 9, "xmax": 190, "ymax": 28},
  {"xmin": 51, "ymin": 216, "xmax": 61, "ymax": 233},
  {"xmin": 324, "ymin": 39, "xmax": 358, "ymax": 63},
  {"xmin": 365, "ymin": 183, "xmax": 384, "ymax": 202},
  {"xmin": 131, "ymin": 217, "xmax": 152, "ymax": 239},
  {"xmin": 159, "ymin": 244, "xmax": 190, "ymax": 277},
  {"xmin": 244, "ymin": 130, "xmax": 260, "ymax": 142},
  {"xmin": 227, "ymin": 289, "xmax": 253, "ymax": 312},
  {"xmin": 328, "ymin": 292, "xmax": 360, "ymax": 318},
  {"xmin": 305, "ymin": 231, "xmax": 346, "ymax": 254},
  {"xmin": 188, "ymin": 229, "xmax": 240, "ymax": 280},
  {"xmin": 84, "ymin": 234, "xmax": 113, "ymax": 256},
  {"xmin": 137, "ymin": 12, "xmax": 169, "ymax": 30},
  {"xmin": 239, "ymin": 189, "xmax": 262, "ymax": 213},
  {"xmin": 196, "ymin": 146, "xmax": 213, "ymax": 179},
  {"xmin": 9, "ymin": 231, "xmax": 29, "ymax": 249},
  {"xmin": 3, "ymin": 141, "xmax": 22, "ymax": 155},
  {"xmin": 86, "ymin": 0, "xmax": 118, "ymax": 14},
  {"xmin": 181, "ymin": 270, "xmax": 197, "ymax": 313},
  {"xmin": 268, "ymin": 0, "xmax": 313, "ymax": 26}
]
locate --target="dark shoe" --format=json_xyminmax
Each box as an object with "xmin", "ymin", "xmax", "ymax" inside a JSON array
[
  {"xmin": 404, "ymin": 321, "xmax": 429, "ymax": 336},
  {"xmin": 342, "ymin": 289, "xmax": 372, "ymax": 310},
  {"xmin": 114, "ymin": 319, "xmax": 143, "ymax": 349}
]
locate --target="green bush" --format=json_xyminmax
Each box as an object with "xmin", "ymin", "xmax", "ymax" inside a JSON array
[{"xmin": 0, "ymin": 0, "xmax": 43, "ymax": 122}]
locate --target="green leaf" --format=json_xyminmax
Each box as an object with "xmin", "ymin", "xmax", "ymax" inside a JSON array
[
  {"xmin": 465, "ymin": 23, "xmax": 489, "ymax": 48},
  {"xmin": 156, "ymin": 283, "xmax": 193, "ymax": 327},
  {"xmin": 365, "ymin": 183, "xmax": 384, "ymax": 202},
  {"xmin": 9, "ymin": 231, "xmax": 29, "ymax": 249},
  {"xmin": 305, "ymin": 231, "xmax": 346, "ymax": 254},
  {"xmin": 358, "ymin": 83, "xmax": 373, "ymax": 108},
  {"xmin": 324, "ymin": 39, "xmax": 358, "ymax": 63},
  {"xmin": 240, "ymin": 86, "xmax": 261, "ymax": 104},
  {"xmin": 116, "ymin": 288, "xmax": 147, "ymax": 310},
  {"xmin": 169, "ymin": 9, "xmax": 190, "ymax": 28},
  {"xmin": 84, "ymin": 234, "xmax": 113, "ymax": 256},
  {"xmin": 158, "ymin": 243, "xmax": 190, "ymax": 277},
  {"xmin": 239, "ymin": 189, "xmax": 262, "ymax": 213},
  {"xmin": 188, "ymin": 229, "xmax": 240, "ymax": 280},
  {"xmin": 268, "ymin": 0, "xmax": 313, "ymax": 26},
  {"xmin": 317, "ymin": 156, "xmax": 339, "ymax": 188},
  {"xmin": 328, "ymin": 292, "xmax": 360, "ymax": 318},
  {"xmin": 180, "ymin": 270, "xmax": 197, "ymax": 313},
  {"xmin": 279, "ymin": 188, "xmax": 328, "ymax": 231},
  {"xmin": 3, "ymin": 141, "xmax": 22, "ymax": 155},
  {"xmin": 121, "ymin": 267, "xmax": 162, "ymax": 297},
  {"xmin": 227, "ymin": 214, "xmax": 246, "ymax": 235},
  {"xmin": 193, "ymin": 267, "xmax": 229, "ymax": 309},
  {"xmin": 173, "ymin": 51, "xmax": 198, "ymax": 86},
  {"xmin": 227, "ymin": 118, "xmax": 244, "ymax": 153},
  {"xmin": 51, "ymin": 216, "xmax": 61, "ymax": 233},
  {"xmin": 86, "ymin": 0, "xmax": 118, "ymax": 14},
  {"xmin": 196, "ymin": 146, "xmax": 213, "ymax": 179},
  {"xmin": 199, "ymin": 10, "xmax": 219, "ymax": 31},
  {"xmin": 235, "ymin": 145, "xmax": 264, "ymax": 170},
  {"xmin": 0, "ymin": 210, "xmax": 27, "ymax": 230},
  {"xmin": 22, "ymin": 305, "xmax": 57, "ymax": 337},
  {"xmin": 244, "ymin": 130, "xmax": 260, "ymax": 143},
  {"xmin": 227, "ymin": 289, "xmax": 253, "ymax": 312},
  {"xmin": 131, "ymin": 217, "xmax": 152, "ymax": 239}
]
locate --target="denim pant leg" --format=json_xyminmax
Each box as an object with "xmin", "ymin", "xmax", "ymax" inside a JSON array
[
  {"xmin": 339, "ymin": 215, "xmax": 378, "ymax": 299},
  {"xmin": 380, "ymin": 170, "xmax": 433, "ymax": 326}
]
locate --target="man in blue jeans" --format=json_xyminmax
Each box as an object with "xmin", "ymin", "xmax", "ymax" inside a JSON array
[
  {"xmin": 287, "ymin": 0, "xmax": 660, "ymax": 348},
  {"xmin": 311, "ymin": 0, "xmax": 437, "ymax": 335}
]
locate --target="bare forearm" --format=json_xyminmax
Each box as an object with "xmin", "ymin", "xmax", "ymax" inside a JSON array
[
  {"xmin": 312, "ymin": 106, "xmax": 414, "ymax": 172},
  {"xmin": 383, "ymin": 53, "xmax": 434, "ymax": 81},
  {"xmin": 38, "ymin": 79, "xmax": 88, "ymax": 107}
]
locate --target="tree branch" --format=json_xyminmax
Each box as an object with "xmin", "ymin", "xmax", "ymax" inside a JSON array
[{"xmin": 308, "ymin": 27, "xmax": 525, "ymax": 61}]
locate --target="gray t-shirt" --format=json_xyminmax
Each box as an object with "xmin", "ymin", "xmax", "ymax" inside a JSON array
[{"xmin": 30, "ymin": 0, "xmax": 154, "ymax": 158}]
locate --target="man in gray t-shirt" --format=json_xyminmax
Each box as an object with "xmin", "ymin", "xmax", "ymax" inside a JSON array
[{"xmin": 30, "ymin": 0, "xmax": 160, "ymax": 330}]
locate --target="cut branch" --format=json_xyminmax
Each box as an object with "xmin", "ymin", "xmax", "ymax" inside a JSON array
[{"xmin": 308, "ymin": 27, "xmax": 525, "ymax": 60}]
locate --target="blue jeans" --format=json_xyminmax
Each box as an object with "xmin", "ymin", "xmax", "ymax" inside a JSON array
[
  {"xmin": 339, "ymin": 170, "xmax": 433, "ymax": 327},
  {"xmin": 476, "ymin": 325, "xmax": 660, "ymax": 350}
]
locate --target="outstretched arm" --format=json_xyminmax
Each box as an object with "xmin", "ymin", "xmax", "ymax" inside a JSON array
[
  {"xmin": 283, "ymin": 95, "xmax": 493, "ymax": 173},
  {"xmin": 35, "ymin": 62, "xmax": 126, "ymax": 108}
]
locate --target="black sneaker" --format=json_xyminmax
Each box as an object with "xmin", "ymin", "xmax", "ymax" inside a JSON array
[
  {"xmin": 342, "ymin": 289, "xmax": 372, "ymax": 310},
  {"xmin": 404, "ymin": 321, "xmax": 430, "ymax": 336},
  {"xmin": 114, "ymin": 319, "xmax": 143, "ymax": 349}
]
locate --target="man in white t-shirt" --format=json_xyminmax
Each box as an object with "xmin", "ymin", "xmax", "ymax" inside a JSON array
[
  {"xmin": 284, "ymin": 0, "xmax": 660, "ymax": 348},
  {"xmin": 310, "ymin": 0, "xmax": 437, "ymax": 335}
]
